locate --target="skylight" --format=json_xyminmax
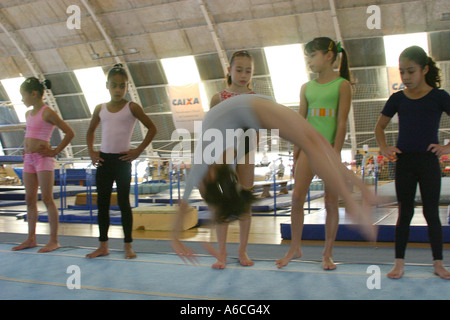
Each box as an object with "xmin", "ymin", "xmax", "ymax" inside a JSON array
[
  {"xmin": 383, "ymin": 32, "xmax": 429, "ymax": 67},
  {"xmin": 264, "ymin": 44, "xmax": 308, "ymax": 105},
  {"xmin": 1, "ymin": 77, "xmax": 27, "ymax": 123},
  {"xmin": 73, "ymin": 67, "xmax": 110, "ymax": 114}
]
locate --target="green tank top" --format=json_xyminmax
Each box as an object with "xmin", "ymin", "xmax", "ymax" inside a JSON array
[{"xmin": 305, "ymin": 77, "xmax": 345, "ymax": 144}]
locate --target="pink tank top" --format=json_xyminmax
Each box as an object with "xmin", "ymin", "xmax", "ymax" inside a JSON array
[
  {"xmin": 219, "ymin": 90, "xmax": 256, "ymax": 101},
  {"xmin": 25, "ymin": 105, "xmax": 55, "ymax": 142},
  {"xmin": 99, "ymin": 101, "xmax": 137, "ymax": 153}
]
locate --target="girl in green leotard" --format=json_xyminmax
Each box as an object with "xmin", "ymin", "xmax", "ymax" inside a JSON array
[{"xmin": 277, "ymin": 37, "xmax": 353, "ymax": 270}]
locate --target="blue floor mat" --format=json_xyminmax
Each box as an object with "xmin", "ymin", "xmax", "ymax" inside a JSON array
[{"xmin": 1, "ymin": 243, "xmax": 449, "ymax": 300}]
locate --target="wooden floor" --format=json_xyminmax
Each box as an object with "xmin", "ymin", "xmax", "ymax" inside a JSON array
[
  {"xmin": 0, "ymin": 194, "xmax": 448, "ymax": 250},
  {"xmin": 0, "ymin": 195, "xmax": 294, "ymax": 245}
]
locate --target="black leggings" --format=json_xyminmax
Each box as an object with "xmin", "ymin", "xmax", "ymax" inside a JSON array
[
  {"xmin": 96, "ymin": 153, "xmax": 133, "ymax": 243},
  {"xmin": 395, "ymin": 152, "xmax": 443, "ymax": 260}
]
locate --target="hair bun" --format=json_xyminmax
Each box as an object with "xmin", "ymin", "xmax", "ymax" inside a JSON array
[
  {"xmin": 42, "ymin": 79, "xmax": 52, "ymax": 90},
  {"xmin": 113, "ymin": 63, "xmax": 123, "ymax": 69}
]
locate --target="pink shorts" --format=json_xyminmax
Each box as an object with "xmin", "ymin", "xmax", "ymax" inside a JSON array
[{"xmin": 23, "ymin": 153, "xmax": 55, "ymax": 173}]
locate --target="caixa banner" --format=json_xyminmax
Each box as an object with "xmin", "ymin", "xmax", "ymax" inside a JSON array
[{"xmin": 168, "ymin": 83, "xmax": 205, "ymax": 133}]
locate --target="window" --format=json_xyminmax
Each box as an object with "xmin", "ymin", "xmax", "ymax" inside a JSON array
[
  {"xmin": 1, "ymin": 77, "xmax": 27, "ymax": 123},
  {"xmin": 264, "ymin": 44, "xmax": 308, "ymax": 105},
  {"xmin": 383, "ymin": 32, "xmax": 429, "ymax": 67},
  {"xmin": 73, "ymin": 67, "xmax": 110, "ymax": 114}
]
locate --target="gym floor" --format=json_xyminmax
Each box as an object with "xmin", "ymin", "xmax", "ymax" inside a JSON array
[{"xmin": 1, "ymin": 195, "xmax": 449, "ymax": 303}]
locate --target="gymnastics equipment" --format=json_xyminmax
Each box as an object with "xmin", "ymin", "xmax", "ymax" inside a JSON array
[
  {"xmin": 132, "ymin": 205, "xmax": 198, "ymax": 231},
  {"xmin": 59, "ymin": 161, "xmax": 73, "ymax": 218}
]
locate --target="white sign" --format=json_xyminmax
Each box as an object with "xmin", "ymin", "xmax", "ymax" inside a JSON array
[{"xmin": 168, "ymin": 83, "xmax": 204, "ymax": 133}]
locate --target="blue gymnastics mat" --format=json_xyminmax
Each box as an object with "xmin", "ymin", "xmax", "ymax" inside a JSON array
[
  {"xmin": 35, "ymin": 210, "xmax": 122, "ymax": 224},
  {"xmin": 0, "ymin": 185, "xmax": 87, "ymax": 201},
  {"xmin": 0, "ymin": 200, "xmax": 26, "ymax": 209},
  {"xmin": 1, "ymin": 242, "xmax": 449, "ymax": 300},
  {"xmin": 377, "ymin": 177, "xmax": 450, "ymax": 204},
  {"xmin": 192, "ymin": 191, "xmax": 323, "ymax": 212},
  {"xmin": 140, "ymin": 189, "xmax": 324, "ymax": 212},
  {"xmin": 281, "ymin": 207, "xmax": 450, "ymax": 243}
]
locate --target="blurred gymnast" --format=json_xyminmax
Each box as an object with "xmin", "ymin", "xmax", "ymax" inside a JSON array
[{"xmin": 171, "ymin": 94, "xmax": 378, "ymax": 263}]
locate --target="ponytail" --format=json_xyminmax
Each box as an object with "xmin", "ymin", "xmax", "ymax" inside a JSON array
[
  {"xmin": 20, "ymin": 77, "xmax": 52, "ymax": 97},
  {"xmin": 304, "ymin": 37, "xmax": 352, "ymax": 83},
  {"xmin": 399, "ymin": 46, "xmax": 441, "ymax": 88},
  {"xmin": 425, "ymin": 56, "xmax": 441, "ymax": 88},
  {"xmin": 338, "ymin": 48, "xmax": 351, "ymax": 82}
]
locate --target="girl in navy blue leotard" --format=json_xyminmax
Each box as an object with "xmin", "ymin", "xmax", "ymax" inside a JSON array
[{"xmin": 376, "ymin": 46, "xmax": 450, "ymax": 279}]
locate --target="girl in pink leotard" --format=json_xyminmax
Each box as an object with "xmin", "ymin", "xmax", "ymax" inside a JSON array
[
  {"xmin": 12, "ymin": 77, "xmax": 74, "ymax": 253},
  {"xmin": 208, "ymin": 50, "xmax": 256, "ymax": 269}
]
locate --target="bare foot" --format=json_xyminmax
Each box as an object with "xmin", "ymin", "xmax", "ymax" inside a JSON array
[
  {"xmin": 239, "ymin": 251, "xmax": 254, "ymax": 267},
  {"xmin": 387, "ymin": 259, "xmax": 404, "ymax": 279},
  {"xmin": 433, "ymin": 260, "xmax": 450, "ymax": 280},
  {"xmin": 202, "ymin": 242, "xmax": 227, "ymax": 269},
  {"xmin": 38, "ymin": 241, "xmax": 60, "ymax": 253},
  {"xmin": 86, "ymin": 242, "xmax": 109, "ymax": 259},
  {"xmin": 12, "ymin": 238, "xmax": 37, "ymax": 251},
  {"xmin": 276, "ymin": 247, "xmax": 302, "ymax": 269},
  {"xmin": 124, "ymin": 243, "xmax": 137, "ymax": 259},
  {"xmin": 322, "ymin": 256, "xmax": 337, "ymax": 270},
  {"xmin": 211, "ymin": 249, "xmax": 228, "ymax": 269},
  {"xmin": 212, "ymin": 259, "xmax": 227, "ymax": 269}
]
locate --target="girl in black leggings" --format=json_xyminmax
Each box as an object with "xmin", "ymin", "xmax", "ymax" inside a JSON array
[
  {"xmin": 96, "ymin": 153, "xmax": 133, "ymax": 244},
  {"xmin": 85, "ymin": 64, "xmax": 157, "ymax": 259},
  {"xmin": 375, "ymin": 46, "xmax": 450, "ymax": 279}
]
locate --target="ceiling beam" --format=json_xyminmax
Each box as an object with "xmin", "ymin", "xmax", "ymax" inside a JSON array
[{"xmin": 197, "ymin": 0, "xmax": 229, "ymax": 76}]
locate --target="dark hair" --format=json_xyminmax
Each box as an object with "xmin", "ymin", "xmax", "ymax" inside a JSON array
[
  {"xmin": 227, "ymin": 50, "xmax": 254, "ymax": 89},
  {"xmin": 20, "ymin": 77, "xmax": 52, "ymax": 97},
  {"xmin": 304, "ymin": 37, "xmax": 351, "ymax": 82},
  {"xmin": 399, "ymin": 46, "xmax": 441, "ymax": 88},
  {"xmin": 203, "ymin": 165, "xmax": 255, "ymax": 223},
  {"xmin": 107, "ymin": 63, "xmax": 128, "ymax": 81}
]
